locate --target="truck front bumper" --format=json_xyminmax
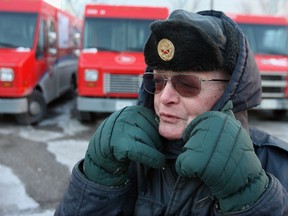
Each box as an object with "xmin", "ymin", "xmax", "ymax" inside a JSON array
[
  {"xmin": 254, "ymin": 98, "xmax": 288, "ymax": 110},
  {"xmin": 77, "ymin": 97, "xmax": 137, "ymax": 113},
  {"xmin": 0, "ymin": 98, "xmax": 28, "ymax": 113}
]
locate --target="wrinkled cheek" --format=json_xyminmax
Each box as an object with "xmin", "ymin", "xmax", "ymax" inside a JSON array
[{"xmin": 158, "ymin": 122, "xmax": 185, "ymax": 140}]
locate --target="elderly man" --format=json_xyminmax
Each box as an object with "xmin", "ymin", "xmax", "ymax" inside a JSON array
[{"xmin": 55, "ymin": 9, "xmax": 288, "ymax": 215}]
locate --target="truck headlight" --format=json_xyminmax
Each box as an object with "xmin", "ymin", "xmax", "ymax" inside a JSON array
[
  {"xmin": 84, "ymin": 69, "xmax": 98, "ymax": 81},
  {"xmin": 0, "ymin": 67, "xmax": 14, "ymax": 81}
]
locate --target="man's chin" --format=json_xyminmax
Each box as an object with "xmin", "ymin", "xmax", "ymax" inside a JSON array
[{"xmin": 159, "ymin": 125, "xmax": 183, "ymax": 140}]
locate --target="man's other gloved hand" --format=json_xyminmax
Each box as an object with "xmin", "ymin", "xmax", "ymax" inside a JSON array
[
  {"xmin": 83, "ymin": 106, "xmax": 165, "ymax": 187},
  {"xmin": 176, "ymin": 101, "xmax": 269, "ymax": 212}
]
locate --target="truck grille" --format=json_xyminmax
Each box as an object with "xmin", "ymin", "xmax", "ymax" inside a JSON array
[
  {"xmin": 261, "ymin": 72, "xmax": 287, "ymax": 98},
  {"xmin": 104, "ymin": 73, "xmax": 141, "ymax": 94}
]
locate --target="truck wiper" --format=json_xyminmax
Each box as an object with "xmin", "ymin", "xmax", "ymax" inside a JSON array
[
  {"xmin": 96, "ymin": 47, "xmax": 121, "ymax": 52},
  {"xmin": 83, "ymin": 46, "xmax": 122, "ymax": 52},
  {"xmin": 258, "ymin": 48, "xmax": 288, "ymax": 56},
  {"xmin": 0, "ymin": 41, "xmax": 18, "ymax": 48},
  {"xmin": 127, "ymin": 47, "xmax": 143, "ymax": 52}
]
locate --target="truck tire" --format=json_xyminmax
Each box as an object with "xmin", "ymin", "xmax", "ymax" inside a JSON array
[
  {"xmin": 15, "ymin": 90, "xmax": 47, "ymax": 125},
  {"xmin": 70, "ymin": 74, "xmax": 77, "ymax": 92},
  {"xmin": 272, "ymin": 110, "xmax": 287, "ymax": 120},
  {"xmin": 78, "ymin": 111, "xmax": 92, "ymax": 122},
  {"xmin": 68, "ymin": 75, "xmax": 77, "ymax": 99}
]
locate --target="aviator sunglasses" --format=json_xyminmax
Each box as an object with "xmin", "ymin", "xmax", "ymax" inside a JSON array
[{"xmin": 142, "ymin": 72, "xmax": 229, "ymax": 97}]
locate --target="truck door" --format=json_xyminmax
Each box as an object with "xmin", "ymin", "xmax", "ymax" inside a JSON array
[
  {"xmin": 56, "ymin": 12, "xmax": 72, "ymax": 95},
  {"xmin": 14, "ymin": 18, "xmax": 50, "ymax": 125},
  {"xmin": 35, "ymin": 18, "xmax": 48, "ymax": 86},
  {"xmin": 36, "ymin": 17, "xmax": 58, "ymax": 103}
]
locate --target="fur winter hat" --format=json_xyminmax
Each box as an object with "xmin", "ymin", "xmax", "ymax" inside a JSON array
[{"xmin": 144, "ymin": 9, "xmax": 238, "ymax": 73}]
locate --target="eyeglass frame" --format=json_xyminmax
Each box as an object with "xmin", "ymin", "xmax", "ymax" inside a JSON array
[{"xmin": 141, "ymin": 72, "xmax": 230, "ymax": 97}]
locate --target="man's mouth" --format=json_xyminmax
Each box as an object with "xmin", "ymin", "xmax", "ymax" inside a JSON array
[{"xmin": 159, "ymin": 113, "xmax": 181, "ymax": 123}]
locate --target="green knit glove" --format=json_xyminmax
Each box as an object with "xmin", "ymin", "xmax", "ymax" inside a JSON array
[
  {"xmin": 176, "ymin": 101, "xmax": 269, "ymax": 212},
  {"xmin": 83, "ymin": 106, "xmax": 165, "ymax": 187}
]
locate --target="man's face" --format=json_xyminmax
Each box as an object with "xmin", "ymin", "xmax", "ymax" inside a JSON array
[{"xmin": 153, "ymin": 70, "xmax": 229, "ymax": 140}]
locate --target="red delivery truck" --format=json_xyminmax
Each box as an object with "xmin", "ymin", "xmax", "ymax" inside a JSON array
[
  {"xmin": 230, "ymin": 14, "xmax": 288, "ymax": 119},
  {"xmin": 0, "ymin": 0, "xmax": 81, "ymax": 125},
  {"xmin": 76, "ymin": 4, "xmax": 169, "ymax": 122}
]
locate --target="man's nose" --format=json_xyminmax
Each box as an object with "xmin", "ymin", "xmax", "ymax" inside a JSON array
[{"xmin": 159, "ymin": 81, "xmax": 180, "ymax": 104}]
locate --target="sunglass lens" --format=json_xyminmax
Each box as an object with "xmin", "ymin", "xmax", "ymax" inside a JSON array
[
  {"xmin": 142, "ymin": 73, "xmax": 202, "ymax": 97},
  {"xmin": 143, "ymin": 73, "xmax": 156, "ymax": 94},
  {"xmin": 173, "ymin": 75, "xmax": 201, "ymax": 97}
]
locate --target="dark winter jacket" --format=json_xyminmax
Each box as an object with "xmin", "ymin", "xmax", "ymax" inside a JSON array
[{"xmin": 54, "ymin": 10, "xmax": 288, "ymax": 216}]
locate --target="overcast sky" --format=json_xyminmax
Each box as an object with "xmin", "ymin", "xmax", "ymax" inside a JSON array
[
  {"xmin": 44, "ymin": 0, "xmax": 287, "ymax": 17},
  {"xmin": 44, "ymin": 0, "xmax": 254, "ymax": 13}
]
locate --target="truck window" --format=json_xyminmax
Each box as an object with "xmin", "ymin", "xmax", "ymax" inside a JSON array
[
  {"xmin": 0, "ymin": 12, "xmax": 37, "ymax": 49},
  {"xmin": 47, "ymin": 19, "xmax": 57, "ymax": 48},
  {"xmin": 239, "ymin": 24, "xmax": 288, "ymax": 55},
  {"xmin": 36, "ymin": 19, "xmax": 46, "ymax": 59},
  {"xmin": 83, "ymin": 18, "xmax": 153, "ymax": 52}
]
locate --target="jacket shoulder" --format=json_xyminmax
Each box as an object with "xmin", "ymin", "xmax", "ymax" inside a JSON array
[
  {"xmin": 250, "ymin": 127, "xmax": 288, "ymax": 151},
  {"xmin": 250, "ymin": 127, "xmax": 288, "ymax": 191}
]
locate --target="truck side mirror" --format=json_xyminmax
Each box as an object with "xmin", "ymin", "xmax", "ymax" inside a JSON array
[
  {"xmin": 48, "ymin": 31, "xmax": 57, "ymax": 55},
  {"xmin": 48, "ymin": 31, "xmax": 57, "ymax": 45},
  {"xmin": 73, "ymin": 49, "xmax": 80, "ymax": 57},
  {"xmin": 73, "ymin": 32, "xmax": 81, "ymax": 47},
  {"xmin": 48, "ymin": 48, "xmax": 57, "ymax": 55}
]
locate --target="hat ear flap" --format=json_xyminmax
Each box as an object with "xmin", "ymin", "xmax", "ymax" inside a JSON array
[
  {"xmin": 222, "ymin": 20, "xmax": 239, "ymax": 73},
  {"xmin": 144, "ymin": 34, "xmax": 158, "ymax": 69}
]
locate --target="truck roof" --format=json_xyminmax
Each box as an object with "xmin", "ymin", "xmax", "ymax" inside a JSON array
[
  {"xmin": 84, "ymin": 4, "xmax": 169, "ymax": 19},
  {"xmin": 228, "ymin": 13, "xmax": 287, "ymax": 25},
  {"xmin": 0, "ymin": 0, "xmax": 56, "ymax": 13}
]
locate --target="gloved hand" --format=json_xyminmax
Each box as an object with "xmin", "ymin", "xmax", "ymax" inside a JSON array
[
  {"xmin": 83, "ymin": 105, "xmax": 165, "ymax": 187},
  {"xmin": 176, "ymin": 101, "xmax": 269, "ymax": 212}
]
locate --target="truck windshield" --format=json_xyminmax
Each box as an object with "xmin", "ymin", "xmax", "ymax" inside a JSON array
[
  {"xmin": 0, "ymin": 12, "xmax": 37, "ymax": 49},
  {"xmin": 239, "ymin": 24, "xmax": 288, "ymax": 56},
  {"xmin": 83, "ymin": 18, "xmax": 154, "ymax": 52}
]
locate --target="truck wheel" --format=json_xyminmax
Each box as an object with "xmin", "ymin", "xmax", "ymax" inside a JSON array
[
  {"xmin": 15, "ymin": 90, "xmax": 47, "ymax": 125},
  {"xmin": 272, "ymin": 110, "xmax": 287, "ymax": 120},
  {"xmin": 70, "ymin": 75, "xmax": 77, "ymax": 92},
  {"xmin": 78, "ymin": 111, "xmax": 92, "ymax": 122},
  {"xmin": 68, "ymin": 75, "xmax": 77, "ymax": 98}
]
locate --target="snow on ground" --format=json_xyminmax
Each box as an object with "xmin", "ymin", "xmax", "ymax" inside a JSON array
[
  {"xmin": 47, "ymin": 139, "xmax": 88, "ymax": 172},
  {"xmin": 0, "ymin": 165, "xmax": 39, "ymax": 215},
  {"xmin": 0, "ymin": 102, "xmax": 90, "ymax": 215}
]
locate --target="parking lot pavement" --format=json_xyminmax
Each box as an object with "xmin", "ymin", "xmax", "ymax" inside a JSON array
[{"xmin": 0, "ymin": 97, "xmax": 99, "ymax": 215}]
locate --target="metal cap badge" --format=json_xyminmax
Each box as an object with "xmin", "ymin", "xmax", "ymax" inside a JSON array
[{"xmin": 157, "ymin": 38, "xmax": 175, "ymax": 61}]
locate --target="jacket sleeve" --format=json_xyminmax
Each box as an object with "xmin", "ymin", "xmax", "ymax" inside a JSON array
[
  {"xmin": 214, "ymin": 174, "xmax": 288, "ymax": 215},
  {"xmin": 213, "ymin": 127, "xmax": 288, "ymax": 215},
  {"xmin": 228, "ymin": 127, "xmax": 288, "ymax": 215},
  {"xmin": 54, "ymin": 160, "xmax": 131, "ymax": 216}
]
